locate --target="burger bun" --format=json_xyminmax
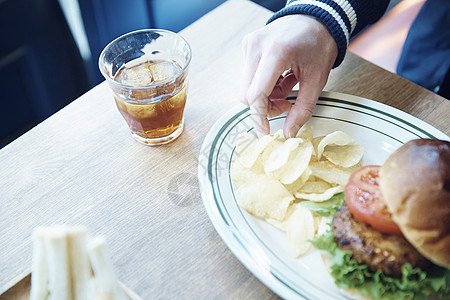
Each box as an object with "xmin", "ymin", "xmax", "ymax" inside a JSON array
[{"xmin": 379, "ymin": 139, "xmax": 450, "ymax": 268}]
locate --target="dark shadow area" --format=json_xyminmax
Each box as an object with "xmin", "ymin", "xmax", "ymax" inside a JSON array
[{"xmin": 0, "ymin": 0, "xmax": 90, "ymax": 148}]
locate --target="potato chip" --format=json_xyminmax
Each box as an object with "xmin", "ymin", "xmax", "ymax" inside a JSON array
[
  {"xmin": 259, "ymin": 138, "xmax": 282, "ymax": 163},
  {"xmin": 295, "ymin": 123, "xmax": 314, "ymax": 141},
  {"xmin": 310, "ymin": 161, "xmax": 359, "ymax": 186},
  {"xmin": 231, "ymin": 125, "xmax": 365, "ymax": 259},
  {"xmin": 295, "ymin": 177, "xmax": 344, "ymax": 203},
  {"xmin": 323, "ymin": 144, "xmax": 364, "ymax": 168},
  {"xmin": 236, "ymin": 174, "xmax": 295, "ymax": 221},
  {"xmin": 265, "ymin": 217, "xmax": 286, "ymax": 231},
  {"xmin": 268, "ymin": 202, "xmax": 323, "ymax": 257},
  {"xmin": 311, "ymin": 136, "xmax": 324, "ymax": 159},
  {"xmin": 284, "ymin": 203, "xmax": 316, "ymax": 257},
  {"xmin": 263, "ymin": 138, "xmax": 299, "ymax": 173},
  {"xmin": 283, "ymin": 167, "xmax": 312, "ymax": 194},
  {"xmin": 236, "ymin": 132, "xmax": 277, "ymax": 168},
  {"xmin": 313, "ymin": 212, "xmax": 325, "ymax": 231},
  {"xmin": 271, "ymin": 139, "xmax": 314, "ymax": 184},
  {"xmin": 298, "ymin": 179, "xmax": 331, "ymax": 193},
  {"xmin": 295, "ymin": 185, "xmax": 344, "ymax": 202},
  {"xmin": 317, "ymin": 131, "xmax": 354, "ymax": 159},
  {"xmin": 273, "ymin": 129, "xmax": 286, "ymax": 141},
  {"xmin": 230, "ymin": 158, "xmax": 264, "ymax": 185}
]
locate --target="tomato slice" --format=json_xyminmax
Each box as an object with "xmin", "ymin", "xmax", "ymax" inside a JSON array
[{"xmin": 344, "ymin": 165, "xmax": 403, "ymax": 235}]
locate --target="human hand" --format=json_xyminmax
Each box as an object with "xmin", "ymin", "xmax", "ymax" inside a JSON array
[{"xmin": 240, "ymin": 14, "xmax": 338, "ymax": 138}]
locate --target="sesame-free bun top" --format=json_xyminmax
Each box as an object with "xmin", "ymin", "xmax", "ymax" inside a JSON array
[{"xmin": 379, "ymin": 139, "xmax": 450, "ymax": 268}]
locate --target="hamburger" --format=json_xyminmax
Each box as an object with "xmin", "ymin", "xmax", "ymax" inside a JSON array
[{"xmin": 311, "ymin": 139, "xmax": 450, "ymax": 299}]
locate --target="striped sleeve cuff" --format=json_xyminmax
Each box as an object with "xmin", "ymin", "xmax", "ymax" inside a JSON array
[{"xmin": 267, "ymin": 0, "xmax": 358, "ymax": 68}]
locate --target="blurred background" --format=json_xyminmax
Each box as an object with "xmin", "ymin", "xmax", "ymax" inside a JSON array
[
  {"xmin": 0, "ymin": 0, "xmax": 412, "ymax": 148},
  {"xmin": 0, "ymin": 0, "xmax": 287, "ymax": 148}
]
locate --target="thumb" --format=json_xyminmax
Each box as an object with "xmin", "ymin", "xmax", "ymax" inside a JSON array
[{"xmin": 284, "ymin": 79, "xmax": 322, "ymax": 138}]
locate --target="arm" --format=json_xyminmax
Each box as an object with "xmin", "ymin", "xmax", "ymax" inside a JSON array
[{"xmin": 268, "ymin": 0, "xmax": 391, "ymax": 68}]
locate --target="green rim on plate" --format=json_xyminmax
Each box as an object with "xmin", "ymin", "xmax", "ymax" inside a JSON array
[{"xmin": 199, "ymin": 91, "xmax": 449, "ymax": 300}]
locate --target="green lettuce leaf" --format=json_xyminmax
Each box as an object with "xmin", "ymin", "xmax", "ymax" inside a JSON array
[
  {"xmin": 299, "ymin": 192, "xmax": 345, "ymax": 217},
  {"xmin": 311, "ymin": 231, "xmax": 450, "ymax": 299}
]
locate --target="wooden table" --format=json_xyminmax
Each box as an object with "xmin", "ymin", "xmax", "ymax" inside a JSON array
[{"xmin": 0, "ymin": 0, "xmax": 448, "ymax": 299}]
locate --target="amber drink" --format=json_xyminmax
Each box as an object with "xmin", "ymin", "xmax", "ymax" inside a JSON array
[{"xmin": 99, "ymin": 29, "xmax": 191, "ymax": 145}]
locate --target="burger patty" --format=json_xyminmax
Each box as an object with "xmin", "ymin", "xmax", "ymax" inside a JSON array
[{"xmin": 332, "ymin": 203, "xmax": 431, "ymax": 277}]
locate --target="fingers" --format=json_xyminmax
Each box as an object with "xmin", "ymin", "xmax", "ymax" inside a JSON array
[
  {"xmin": 270, "ymin": 72, "xmax": 298, "ymax": 100},
  {"xmin": 247, "ymin": 54, "xmax": 286, "ymax": 136},
  {"xmin": 284, "ymin": 78, "xmax": 322, "ymax": 138},
  {"xmin": 267, "ymin": 100, "xmax": 292, "ymax": 118},
  {"xmin": 265, "ymin": 72, "xmax": 297, "ymax": 118},
  {"xmin": 247, "ymin": 53, "xmax": 283, "ymax": 102},
  {"xmin": 250, "ymin": 105, "xmax": 270, "ymax": 137},
  {"xmin": 239, "ymin": 42, "xmax": 261, "ymax": 106},
  {"xmin": 240, "ymin": 14, "xmax": 337, "ymax": 138}
]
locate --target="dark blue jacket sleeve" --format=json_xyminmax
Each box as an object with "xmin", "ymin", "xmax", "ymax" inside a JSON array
[{"xmin": 267, "ymin": 0, "xmax": 390, "ymax": 68}]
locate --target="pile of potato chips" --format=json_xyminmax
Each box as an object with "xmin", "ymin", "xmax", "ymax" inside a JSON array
[{"xmin": 230, "ymin": 124, "xmax": 364, "ymax": 258}]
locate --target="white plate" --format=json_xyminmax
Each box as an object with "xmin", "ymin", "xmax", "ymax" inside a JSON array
[{"xmin": 197, "ymin": 91, "xmax": 449, "ymax": 300}]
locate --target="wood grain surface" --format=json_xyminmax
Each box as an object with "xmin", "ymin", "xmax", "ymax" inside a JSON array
[
  {"xmin": 0, "ymin": 274, "xmax": 143, "ymax": 300},
  {"xmin": 0, "ymin": 0, "xmax": 448, "ymax": 299}
]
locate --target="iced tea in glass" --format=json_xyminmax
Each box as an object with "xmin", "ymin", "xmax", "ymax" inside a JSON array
[{"xmin": 99, "ymin": 29, "xmax": 191, "ymax": 145}]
